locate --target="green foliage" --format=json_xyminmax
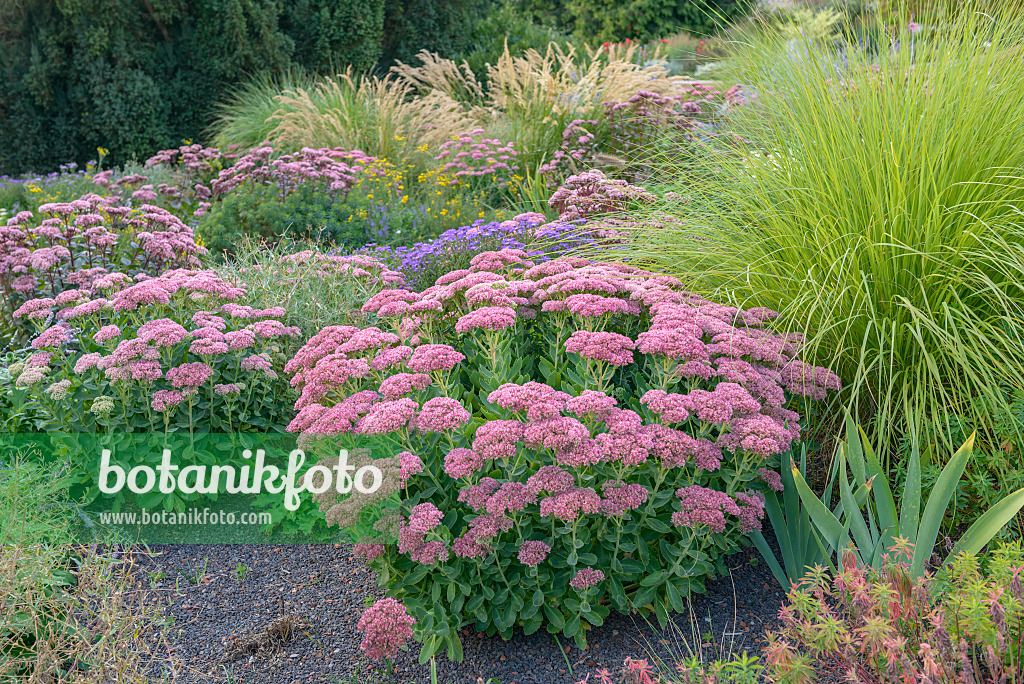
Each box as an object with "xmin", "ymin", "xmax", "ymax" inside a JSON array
[
  {"xmin": 750, "ymin": 446, "xmax": 840, "ymax": 587},
  {"xmin": 897, "ymin": 384, "xmax": 1024, "ymax": 543},
  {"xmin": 618, "ymin": 4, "xmax": 1024, "ymax": 452},
  {"xmin": 199, "ymin": 183, "xmax": 363, "ymax": 256},
  {"xmin": 455, "ymin": 2, "xmax": 580, "ymax": 78},
  {"xmin": 522, "ymin": 0, "xmax": 748, "ymax": 42},
  {"xmin": 214, "ymin": 239, "xmax": 395, "ymax": 341},
  {"xmin": 792, "ymin": 415, "xmax": 1024, "ymax": 577},
  {"xmin": 0, "ymin": 0, "xmax": 497, "ymax": 176},
  {"xmin": 0, "ymin": 350, "xmax": 48, "ymax": 433},
  {"xmin": 379, "ymin": 0, "xmax": 491, "ymax": 65},
  {"xmin": 281, "ymin": 0, "xmax": 385, "ymax": 72},
  {"xmin": 198, "ymin": 173, "xmax": 457, "ymax": 257},
  {"xmin": 0, "ymin": 0, "xmax": 297, "ymax": 174},
  {"xmin": 0, "ymin": 460, "xmax": 171, "ymax": 680},
  {"xmin": 208, "ymin": 68, "xmax": 318, "ymax": 154}
]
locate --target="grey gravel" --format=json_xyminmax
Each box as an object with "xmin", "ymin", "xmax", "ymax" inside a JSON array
[{"xmin": 137, "ymin": 543, "xmax": 786, "ymax": 684}]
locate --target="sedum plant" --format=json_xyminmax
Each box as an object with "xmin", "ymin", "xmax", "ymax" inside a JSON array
[
  {"xmin": 283, "ymin": 240, "xmax": 840, "ymax": 661},
  {"xmin": 0, "ymin": 194, "xmax": 206, "ymax": 342},
  {"xmin": 9, "ymin": 266, "xmax": 311, "ymax": 510}
]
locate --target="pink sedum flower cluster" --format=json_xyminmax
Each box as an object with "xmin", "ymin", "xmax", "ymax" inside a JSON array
[{"xmin": 356, "ymin": 598, "xmax": 416, "ymax": 662}]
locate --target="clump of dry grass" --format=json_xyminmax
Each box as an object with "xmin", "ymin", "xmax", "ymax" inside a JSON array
[
  {"xmin": 391, "ymin": 49, "xmax": 486, "ymax": 105},
  {"xmin": 221, "ymin": 611, "xmax": 307, "ymax": 663},
  {"xmin": 486, "ymin": 42, "xmax": 681, "ymax": 118},
  {"xmin": 267, "ymin": 68, "xmax": 483, "ymax": 162},
  {"xmin": 1, "ymin": 545, "xmax": 175, "ymax": 683},
  {"xmin": 214, "ymin": 40, "xmax": 697, "ymax": 180},
  {"xmin": 1, "ymin": 460, "xmax": 175, "ymax": 683}
]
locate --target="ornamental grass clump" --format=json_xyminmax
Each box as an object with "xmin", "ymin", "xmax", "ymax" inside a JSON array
[
  {"xmin": 217, "ymin": 242, "xmax": 406, "ymax": 340},
  {"xmin": 283, "ymin": 246, "xmax": 839, "ymax": 661},
  {"xmin": 617, "ymin": 3, "xmax": 1024, "ymax": 452}
]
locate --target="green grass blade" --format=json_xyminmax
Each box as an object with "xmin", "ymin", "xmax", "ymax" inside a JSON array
[
  {"xmin": 791, "ymin": 466, "xmax": 850, "ymax": 556},
  {"xmin": 750, "ymin": 530, "xmax": 790, "ymax": 588},
  {"xmin": 911, "ymin": 432, "xmax": 975, "ymax": 576},
  {"xmin": 945, "ymin": 487, "xmax": 1024, "ymax": 562},
  {"xmin": 837, "ymin": 454, "xmax": 874, "ymax": 563},
  {"xmin": 898, "ymin": 432, "xmax": 922, "ymax": 550}
]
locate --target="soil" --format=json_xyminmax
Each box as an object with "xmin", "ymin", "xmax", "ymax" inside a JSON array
[{"xmin": 138, "ymin": 542, "xmax": 786, "ymax": 684}]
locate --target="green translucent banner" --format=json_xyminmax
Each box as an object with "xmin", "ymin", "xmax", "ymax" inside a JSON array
[{"xmin": 0, "ymin": 432, "xmax": 379, "ymax": 544}]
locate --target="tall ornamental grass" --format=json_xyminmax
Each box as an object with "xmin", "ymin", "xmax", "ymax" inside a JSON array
[{"xmin": 617, "ymin": 3, "xmax": 1024, "ymax": 453}]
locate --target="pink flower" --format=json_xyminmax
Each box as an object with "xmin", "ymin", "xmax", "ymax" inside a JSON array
[
  {"xmin": 458, "ymin": 477, "xmax": 501, "ymax": 511},
  {"xmin": 488, "ymin": 382, "xmax": 570, "ymax": 420},
  {"xmin": 406, "ymin": 344, "xmax": 465, "ymax": 373},
  {"xmin": 565, "ymin": 390, "xmax": 617, "ymax": 418},
  {"xmin": 734, "ymin": 491, "xmax": 766, "ymax": 533},
  {"xmin": 454, "ymin": 306, "xmax": 517, "ymax": 333},
  {"xmin": 599, "ymin": 481, "xmax": 648, "ymax": 517},
  {"xmin": 643, "ymin": 424, "xmax": 720, "ymax": 469},
  {"xmin": 166, "ymin": 362, "xmax": 213, "ymax": 388},
  {"xmin": 453, "ymin": 533, "xmax": 490, "ymax": 559},
  {"xmin": 758, "ymin": 467, "xmax": 784, "ymax": 492},
  {"xmin": 31, "ymin": 324, "xmax": 71, "ymax": 350},
  {"xmin": 74, "ymin": 353, "xmax": 103, "ymax": 374},
  {"xmin": 640, "ymin": 389, "xmax": 692, "ymax": 423},
  {"xmin": 151, "ymin": 389, "xmax": 185, "ymax": 412},
  {"xmin": 408, "ymin": 502, "xmax": 444, "ymax": 534},
  {"xmin": 378, "ymin": 372, "xmax": 431, "ymax": 399},
  {"xmin": 355, "ymin": 398, "xmax": 417, "ymax": 434},
  {"xmin": 467, "ymin": 513, "xmax": 513, "ymax": 541},
  {"xmin": 339, "ymin": 327, "xmax": 401, "ymax": 354},
  {"xmin": 565, "ymin": 293, "xmax": 629, "ymax": 317},
  {"xmin": 672, "ymin": 486, "xmax": 741, "ymax": 533},
  {"xmin": 523, "ymin": 416, "xmax": 590, "ymax": 456},
  {"xmin": 472, "ymin": 420, "xmax": 523, "ymax": 460},
  {"xmin": 398, "ymin": 452, "xmax": 423, "ymax": 486},
  {"xmin": 417, "ymin": 397, "xmax": 471, "ymax": 432},
  {"xmin": 353, "ymin": 543, "xmax": 386, "ymax": 561},
  {"xmin": 409, "ymin": 540, "xmax": 449, "ymax": 564},
  {"xmin": 371, "ymin": 345, "xmax": 413, "ymax": 370},
  {"xmin": 225, "ymin": 329, "xmax": 256, "ymax": 351},
  {"xmin": 526, "ymin": 465, "xmax": 575, "ymax": 495},
  {"xmin": 539, "ymin": 487, "xmax": 601, "ymax": 521},
  {"xmin": 356, "ymin": 598, "xmax": 416, "ymax": 662},
  {"xmin": 570, "ymin": 568, "xmax": 605, "ymax": 590},
  {"xmin": 240, "ymin": 354, "xmax": 273, "ymax": 372},
  {"xmin": 721, "ymin": 414, "xmax": 792, "ymax": 457},
  {"xmin": 137, "ymin": 318, "xmax": 188, "ymax": 346},
  {"xmin": 517, "ymin": 540, "xmax": 551, "ymax": 566},
  {"xmin": 444, "ymin": 448, "xmax": 485, "ymax": 479},
  {"xmin": 564, "ymin": 331, "xmax": 635, "ymax": 366},
  {"xmin": 486, "ymin": 482, "xmax": 537, "ymax": 515}
]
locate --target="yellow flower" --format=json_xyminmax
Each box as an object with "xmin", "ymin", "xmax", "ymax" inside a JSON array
[
  {"xmin": 97, "ymin": 147, "xmax": 109, "ymax": 158},
  {"xmin": 417, "ymin": 144, "xmax": 429, "ymax": 153}
]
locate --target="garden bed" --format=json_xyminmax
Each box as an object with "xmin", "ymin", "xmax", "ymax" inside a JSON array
[{"xmin": 140, "ymin": 543, "xmax": 783, "ymax": 683}]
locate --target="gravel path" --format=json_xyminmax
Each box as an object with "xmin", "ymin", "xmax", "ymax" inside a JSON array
[{"xmin": 138, "ymin": 543, "xmax": 786, "ymax": 684}]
